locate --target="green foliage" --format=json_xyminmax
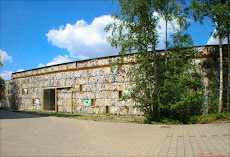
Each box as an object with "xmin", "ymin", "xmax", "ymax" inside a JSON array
[
  {"xmin": 0, "ymin": 62, "xmax": 4, "ymax": 104},
  {"xmin": 189, "ymin": 112, "xmax": 230, "ymax": 124},
  {"xmin": 160, "ymin": 118, "xmax": 182, "ymax": 125},
  {"xmin": 105, "ymin": 0, "xmax": 159, "ymax": 56},
  {"xmin": 145, "ymin": 118, "xmax": 183, "ymax": 125},
  {"xmin": 190, "ymin": 0, "xmax": 230, "ymax": 113},
  {"xmin": 189, "ymin": 116, "xmax": 202, "ymax": 124},
  {"xmin": 9, "ymin": 82, "xmax": 21, "ymax": 111},
  {"xmin": 191, "ymin": 0, "xmax": 230, "ymax": 41},
  {"xmin": 0, "ymin": 62, "xmax": 3, "ymax": 69},
  {"xmin": 105, "ymin": 0, "xmax": 160, "ymax": 121},
  {"xmin": 0, "ymin": 77, "xmax": 6, "ymax": 103},
  {"xmin": 201, "ymin": 49, "xmax": 220, "ymax": 113},
  {"xmin": 154, "ymin": 32, "xmax": 204, "ymax": 123},
  {"xmin": 106, "ymin": 0, "xmax": 205, "ymax": 124}
]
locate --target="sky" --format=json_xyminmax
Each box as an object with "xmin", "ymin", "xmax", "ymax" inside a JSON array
[{"xmin": 0, "ymin": 0, "xmax": 226, "ymax": 80}]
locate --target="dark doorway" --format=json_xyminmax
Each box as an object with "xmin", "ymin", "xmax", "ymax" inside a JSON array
[{"xmin": 43, "ymin": 89, "xmax": 55, "ymax": 111}]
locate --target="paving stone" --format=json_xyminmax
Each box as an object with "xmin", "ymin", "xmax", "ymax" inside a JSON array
[{"xmin": 0, "ymin": 110, "xmax": 229, "ymax": 156}]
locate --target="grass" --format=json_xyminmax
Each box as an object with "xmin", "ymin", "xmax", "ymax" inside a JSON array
[
  {"xmin": 189, "ymin": 112, "xmax": 230, "ymax": 124},
  {"xmin": 70, "ymin": 114, "xmax": 146, "ymax": 123},
  {"xmin": 144, "ymin": 119, "xmax": 183, "ymax": 125},
  {"xmin": 23, "ymin": 110, "xmax": 146, "ymax": 124},
  {"xmin": 6, "ymin": 109, "xmax": 230, "ymax": 125}
]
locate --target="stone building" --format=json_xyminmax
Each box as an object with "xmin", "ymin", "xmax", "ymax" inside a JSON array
[{"xmin": 4, "ymin": 44, "xmax": 229, "ymax": 115}]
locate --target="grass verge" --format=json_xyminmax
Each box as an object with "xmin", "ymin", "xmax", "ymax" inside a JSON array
[
  {"xmin": 22, "ymin": 110, "xmax": 146, "ymax": 124},
  {"xmin": 8, "ymin": 110, "xmax": 230, "ymax": 125},
  {"xmin": 189, "ymin": 112, "xmax": 230, "ymax": 124}
]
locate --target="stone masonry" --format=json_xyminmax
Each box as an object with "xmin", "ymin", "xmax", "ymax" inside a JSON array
[{"xmin": 4, "ymin": 44, "xmax": 229, "ymax": 115}]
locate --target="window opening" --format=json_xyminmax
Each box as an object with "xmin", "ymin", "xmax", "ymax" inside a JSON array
[
  {"xmin": 118, "ymin": 90, "xmax": 123, "ymax": 100},
  {"xmin": 90, "ymin": 98, "xmax": 95, "ymax": 108},
  {"xmin": 79, "ymin": 84, "xmax": 83, "ymax": 93},
  {"xmin": 105, "ymin": 105, "xmax": 110, "ymax": 115}
]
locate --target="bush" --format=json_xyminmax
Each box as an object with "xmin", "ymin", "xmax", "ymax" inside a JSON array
[
  {"xmin": 189, "ymin": 112, "xmax": 230, "ymax": 124},
  {"xmin": 189, "ymin": 116, "xmax": 201, "ymax": 124},
  {"xmin": 160, "ymin": 118, "xmax": 182, "ymax": 125}
]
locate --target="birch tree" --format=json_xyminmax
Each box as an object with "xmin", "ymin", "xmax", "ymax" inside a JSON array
[
  {"xmin": 191, "ymin": 0, "xmax": 230, "ymax": 113},
  {"xmin": 106, "ymin": 0, "xmax": 204, "ymax": 123}
]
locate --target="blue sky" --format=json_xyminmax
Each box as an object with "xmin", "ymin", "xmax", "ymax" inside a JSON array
[{"xmin": 0, "ymin": 0, "xmax": 223, "ymax": 80}]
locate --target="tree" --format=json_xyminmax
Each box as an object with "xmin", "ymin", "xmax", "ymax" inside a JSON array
[
  {"xmin": 106, "ymin": 0, "xmax": 204, "ymax": 123},
  {"xmin": 220, "ymin": 1, "xmax": 230, "ymax": 112},
  {"xmin": 155, "ymin": 0, "xmax": 190, "ymax": 50},
  {"xmin": 0, "ymin": 61, "xmax": 6, "ymax": 109},
  {"xmin": 105, "ymin": 0, "xmax": 160, "ymax": 120},
  {"xmin": 154, "ymin": 0, "xmax": 176, "ymax": 52},
  {"xmin": 190, "ymin": 0, "xmax": 230, "ymax": 113},
  {"xmin": 8, "ymin": 81, "xmax": 20, "ymax": 111},
  {"xmin": 156, "ymin": 3, "xmax": 204, "ymax": 122},
  {"xmin": 0, "ymin": 77, "xmax": 5, "ymax": 104}
]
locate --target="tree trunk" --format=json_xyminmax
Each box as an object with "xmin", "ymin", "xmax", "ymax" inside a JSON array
[
  {"xmin": 218, "ymin": 34, "xmax": 224, "ymax": 113},
  {"xmin": 227, "ymin": 29, "xmax": 230, "ymax": 112},
  {"xmin": 165, "ymin": 18, "xmax": 168, "ymax": 53}
]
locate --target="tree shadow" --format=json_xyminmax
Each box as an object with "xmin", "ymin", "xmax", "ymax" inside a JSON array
[
  {"xmin": 8, "ymin": 82, "xmax": 20, "ymax": 111},
  {"xmin": 0, "ymin": 110, "xmax": 49, "ymax": 120},
  {"xmin": 201, "ymin": 45, "xmax": 228, "ymax": 113}
]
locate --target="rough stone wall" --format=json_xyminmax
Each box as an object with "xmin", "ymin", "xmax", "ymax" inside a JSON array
[
  {"xmin": 5, "ymin": 54, "xmax": 143, "ymax": 115},
  {"xmin": 4, "ymin": 45, "xmax": 229, "ymax": 114},
  {"xmin": 57, "ymin": 88, "xmax": 71, "ymax": 113},
  {"xmin": 195, "ymin": 45, "xmax": 229, "ymax": 110}
]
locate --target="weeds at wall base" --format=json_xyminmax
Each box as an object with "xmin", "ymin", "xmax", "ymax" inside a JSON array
[
  {"xmin": 21, "ymin": 110, "xmax": 146, "ymax": 123},
  {"xmin": 189, "ymin": 112, "xmax": 230, "ymax": 124},
  {"xmin": 144, "ymin": 112, "xmax": 230, "ymax": 125},
  {"xmin": 3, "ymin": 109, "xmax": 229, "ymax": 124}
]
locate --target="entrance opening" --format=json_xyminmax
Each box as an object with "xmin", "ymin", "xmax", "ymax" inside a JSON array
[{"xmin": 43, "ymin": 89, "xmax": 55, "ymax": 111}]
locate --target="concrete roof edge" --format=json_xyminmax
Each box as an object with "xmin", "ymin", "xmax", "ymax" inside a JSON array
[{"xmin": 12, "ymin": 44, "xmax": 228, "ymax": 75}]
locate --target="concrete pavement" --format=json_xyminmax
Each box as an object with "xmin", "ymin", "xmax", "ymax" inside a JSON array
[{"xmin": 0, "ymin": 110, "xmax": 229, "ymax": 156}]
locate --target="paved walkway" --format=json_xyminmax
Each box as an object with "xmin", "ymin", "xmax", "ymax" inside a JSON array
[{"xmin": 0, "ymin": 110, "xmax": 229, "ymax": 156}]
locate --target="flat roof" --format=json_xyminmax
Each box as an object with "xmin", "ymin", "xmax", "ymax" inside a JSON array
[{"xmin": 12, "ymin": 44, "xmax": 227, "ymax": 75}]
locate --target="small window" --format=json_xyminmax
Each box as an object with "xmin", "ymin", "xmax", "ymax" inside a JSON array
[
  {"xmin": 105, "ymin": 105, "xmax": 110, "ymax": 115},
  {"xmin": 118, "ymin": 90, "xmax": 123, "ymax": 100},
  {"xmin": 79, "ymin": 84, "xmax": 83, "ymax": 93},
  {"xmin": 22, "ymin": 88, "xmax": 28, "ymax": 94},
  {"xmin": 90, "ymin": 98, "xmax": 95, "ymax": 108}
]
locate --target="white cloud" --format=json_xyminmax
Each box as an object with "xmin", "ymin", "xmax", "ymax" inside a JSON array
[
  {"xmin": 1, "ymin": 71, "xmax": 13, "ymax": 80},
  {"xmin": 46, "ymin": 55, "xmax": 72, "ymax": 66},
  {"xmin": 17, "ymin": 69, "xmax": 24, "ymax": 72},
  {"xmin": 38, "ymin": 63, "xmax": 45, "ymax": 68},
  {"xmin": 0, "ymin": 49, "xmax": 13, "ymax": 63},
  {"xmin": 76, "ymin": 55, "xmax": 89, "ymax": 60},
  {"xmin": 46, "ymin": 15, "xmax": 119, "ymax": 59},
  {"xmin": 207, "ymin": 30, "xmax": 227, "ymax": 45},
  {"xmin": 46, "ymin": 14, "xmax": 179, "ymax": 60}
]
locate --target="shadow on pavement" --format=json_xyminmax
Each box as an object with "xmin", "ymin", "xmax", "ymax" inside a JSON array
[{"xmin": 0, "ymin": 110, "xmax": 49, "ymax": 120}]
